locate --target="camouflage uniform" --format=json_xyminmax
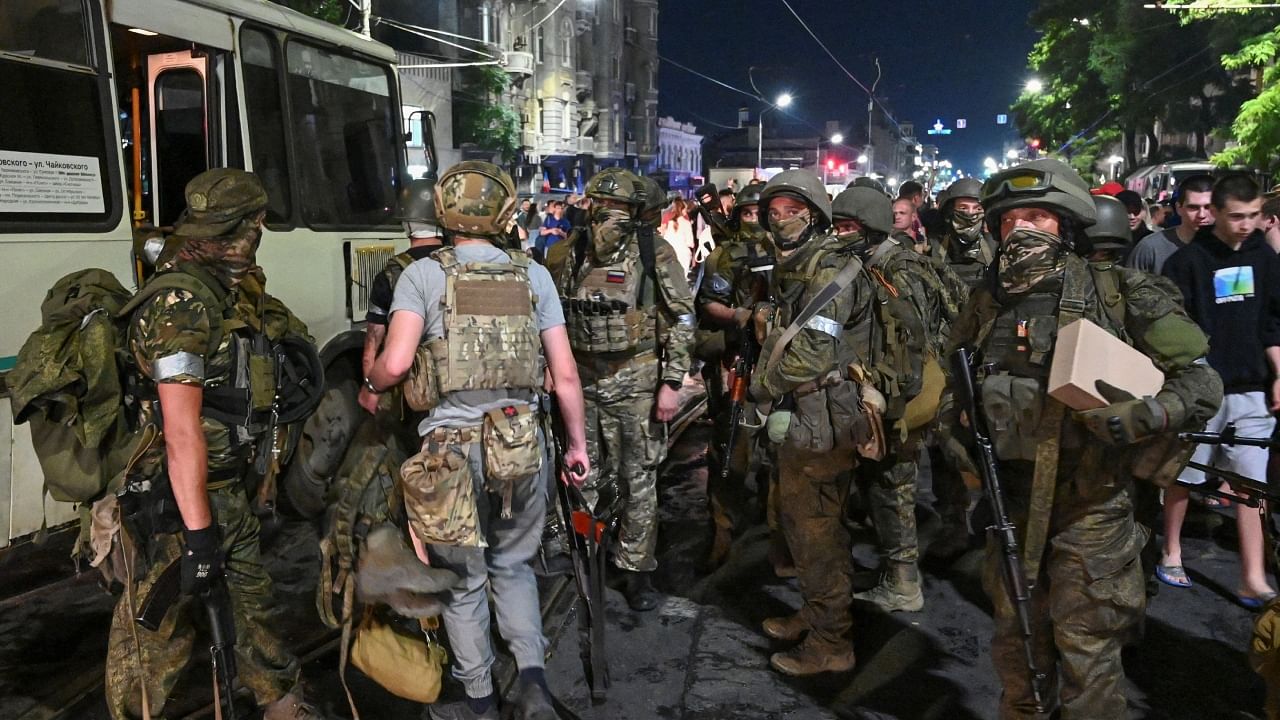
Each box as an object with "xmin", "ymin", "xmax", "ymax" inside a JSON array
[
  {"xmin": 695, "ymin": 194, "xmax": 772, "ymax": 565},
  {"xmin": 752, "ymin": 226, "xmax": 874, "ymax": 666},
  {"xmin": 941, "ymin": 160, "xmax": 1222, "ymax": 718},
  {"xmin": 547, "ymin": 172, "xmax": 695, "ymax": 581},
  {"xmin": 107, "ymin": 263, "xmax": 305, "ymax": 719}
]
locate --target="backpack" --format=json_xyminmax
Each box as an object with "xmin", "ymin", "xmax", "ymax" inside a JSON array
[{"xmin": 8, "ymin": 267, "xmax": 227, "ymax": 504}]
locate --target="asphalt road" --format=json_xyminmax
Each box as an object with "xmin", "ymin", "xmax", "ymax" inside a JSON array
[{"xmin": 0, "ymin": 419, "xmax": 1270, "ymax": 720}]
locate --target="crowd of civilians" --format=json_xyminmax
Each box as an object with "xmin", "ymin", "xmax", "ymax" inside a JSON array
[{"xmin": 1112, "ymin": 173, "xmax": 1280, "ymax": 608}]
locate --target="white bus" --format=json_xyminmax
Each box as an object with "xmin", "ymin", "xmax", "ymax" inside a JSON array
[{"xmin": 1, "ymin": 0, "xmax": 433, "ymax": 547}]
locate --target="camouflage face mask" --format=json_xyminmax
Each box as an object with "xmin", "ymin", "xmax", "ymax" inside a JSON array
[
  {"xmin": 175, "ymin": 218, "xmax": 263, "ymax": 287},
  {"xmin": 998, "ymin": 227, "xmax": 1069, "ymax": 295},
  {"xmin": 836, "ymin": 228, "xmax": 872, "ymax": 257},
  {"xmin": 951, "ymin": 210, "xmax": 984, "ymax": 243},
  {"xmin": 770, "ymin": 209, "xmax": 812, "ymax": 251},
  {"xmin": 591, "ymin": 206, "xmax": 632, "ymax": 264}
]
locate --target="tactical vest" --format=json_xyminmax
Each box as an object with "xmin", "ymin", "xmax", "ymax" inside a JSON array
[
  {"xmin": 944, "ymin": 233, "xmax": 995, "ymax": 290},
  {"xmin": 843, "ymin": 267, "xmax": 922, "ymax": 420},
  {"xmin": 972, "ymin": 259, "xmax": 1121, "ymax": 463},
  {"xmin": 417, "ymin": 248, "xmax": 542, "ymax": 405},
  {"xmin": 562, "ymin": 241, "xmax": 657, "ymax": 355}
]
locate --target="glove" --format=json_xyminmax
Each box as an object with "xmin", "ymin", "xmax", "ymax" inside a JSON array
[
  {"xmin": 752, "ymin": 302, "xmax": 775, "ymax": 345},
  {"xmin": 1074, "ymin": 380, "xmax": 1167, "ymax": 446},
  {"xmin": 181, "ymin": 525, "xmax": 225, "ymax": 597},
  {"xmin": 766, "ymin": 410, "xmax": 792, "ymax": 445},
  {"xmin": 732, "ymin": 306, "xmax": 753, "ymax": 328}
]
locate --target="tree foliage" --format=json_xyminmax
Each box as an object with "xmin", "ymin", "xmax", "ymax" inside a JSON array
[
  {"xmin": 455, "ymin": 65, "xmax": 522, "ymax": 164},
  {"xmin": 1015, "ymin": 1, "xmax": 1255, "ymax": 176}
]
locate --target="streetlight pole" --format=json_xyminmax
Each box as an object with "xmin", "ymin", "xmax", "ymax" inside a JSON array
[{"xmin": 756, "ymin": 93, "xmax": 792, "ymax": 176}]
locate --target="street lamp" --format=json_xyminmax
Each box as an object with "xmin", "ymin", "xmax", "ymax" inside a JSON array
[
  {"xmin": 1006, "ymin": 148, "xmax": 1020, "ymax": 160},
  {"xmin": 757, "ymin": 92, "xmax": 794, "ymax": 174},
  {"xmin": 1025, "ymin": 77, "xmax": 1044, "ymax": 94},
  {"xmin": 1108, "ymin": 154, "xmax": 1124, "ymax": 180},
  {"xmin": 831, "ymin": 132, "xmax": 844, "ymax": 145}
]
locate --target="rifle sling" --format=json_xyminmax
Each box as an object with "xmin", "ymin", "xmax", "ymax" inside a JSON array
[
  {"xmin": 1022, "ymin": 258, "xmax": 1091, "ymax": 584},
  {"xmin": 764, "ymin": 257, "xmax": 862, "ymax": 373}
]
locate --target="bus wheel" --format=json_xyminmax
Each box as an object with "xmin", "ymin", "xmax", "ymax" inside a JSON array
[{"xmin": 281, "ymin": 370, "xmax": 361, "ymax": 519}]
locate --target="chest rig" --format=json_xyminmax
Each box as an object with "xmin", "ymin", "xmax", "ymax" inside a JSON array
[
  {"xmin": 562, "ymin": 240, "xmax": 656, "ymax": 355},
  {"xmin": 947, "ymin": 234, "xmax": 995, "ymax": 290},
  {"xmin": 419, "ymin": 248, "xmax": 542, "ymax": 400}
]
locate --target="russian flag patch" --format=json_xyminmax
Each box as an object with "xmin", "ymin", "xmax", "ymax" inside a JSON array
[{"xmin": 606, "ymin": 271, "xmax": 627, "ymax": 284}]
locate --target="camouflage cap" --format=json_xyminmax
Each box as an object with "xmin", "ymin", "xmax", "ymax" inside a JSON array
[{"xmin": 173, "ymin": 168, "xmax": 268, "ymax": 238}]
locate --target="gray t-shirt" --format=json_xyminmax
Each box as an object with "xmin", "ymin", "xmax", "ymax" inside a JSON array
[
  {"xmin": 390, "ymin": 242, "xmax": 565, "ymax": 434},
  {"xmin": 1125, "ymin": 228, "xmax": 1184, "ymax": 274}
]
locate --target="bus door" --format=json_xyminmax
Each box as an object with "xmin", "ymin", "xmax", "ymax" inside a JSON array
[{"xmin": 147, "ymin": 51, "xmax": 208, "ymax": 227}]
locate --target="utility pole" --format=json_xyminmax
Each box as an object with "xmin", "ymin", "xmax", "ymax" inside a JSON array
[{"xmin": 359, "ymin": 0, "xmax": 371, "ymax": 37}]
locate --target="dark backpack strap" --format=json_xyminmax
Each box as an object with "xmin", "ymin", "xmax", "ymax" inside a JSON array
[
  {"xmin": 636, "ymin": 224, "xmax": 658, "ymax": 307},
  {"xmin": 764, "ymin": 255, "xmax": 863, "ymax": 372}
]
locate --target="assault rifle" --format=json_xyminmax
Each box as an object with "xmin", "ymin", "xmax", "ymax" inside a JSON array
[
  {"xmin": 1177, "ymin": 425, "xmax": 1280, "ymax": 571},
  {"xmin": 950, "ymin": 348, "xmax": 1049, "ymax": 714},
  {"xmin": 545, "ymin": 396, "xmax": 621, "ymax": 702},
  {"xmin": 137, "ymin": 559, "xmax": 239, "ymax": 720},
  {"xmin": 720, "ymin": 328, "xmax": 759, "ymax": 482}
]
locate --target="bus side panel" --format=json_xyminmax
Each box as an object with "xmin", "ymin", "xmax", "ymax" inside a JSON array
[{"xmin": 1, "ymin": 403, "xmax": 12, "ymax": 548}]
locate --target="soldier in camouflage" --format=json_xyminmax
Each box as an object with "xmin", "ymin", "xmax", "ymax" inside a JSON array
[
  {"xmin": 748, "ymin": 170, "xmax": 876, "ymax": 677},
  {"xmin": 694, "ymin": 180, "xmax": 772, "ymax": 568},
  {"xmin": 940, "ymin": 159, "xmax": 1222, "ymax": 718},
  {"xmin": 106, "ymin": 169, "xmax": 323, "ymax": 720},
  {"xmin": 546, "ymin": 167, "xmax": 695, "ymax": 611},
  {"xmin": 828, "ymin": 187, "xmax": 935, "ymax": 613},
  {"xmin": 361, "ymin": 161, "xmax": 589, "ymax": 720}
]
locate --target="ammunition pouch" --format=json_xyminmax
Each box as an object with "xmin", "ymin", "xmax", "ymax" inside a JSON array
[
  {"xmin": 400, "ymin": 427, "xmax": 483, "ymax": 548},
  {"xmin": 564, "ymin": 298, "xmax": 654, "ymax": 354},
  {"xmin": 979, "ymin": 372, "xmax": 1045, "ymax": 462},
  {"xmin": 404, "ymin": 339, "xmax": 445, "ymax": 413},
  {"xmin": 202, "ymin": 330, "xmax": 277, "ymax": 442},
  {"xmin": 480, "ymin": 405, "xmax": 543, "ymax": 519}
]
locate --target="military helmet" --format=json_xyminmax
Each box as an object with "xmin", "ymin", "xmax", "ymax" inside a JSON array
[
  {"xmin": 433, "ymin": 161, "xmax": 517, "ymax": 238},
  {"xmin": 1086, "ymin": 195, "xmax": 1132, "ymax": 250},
  {"xmin": 831, "ymin": 187, "xmax": 894, "ymax": 235},
  {"xmin": 848, "ymin": 176, "xmax": 889, "ymax": 197},
  {"xmin": 272, "ymin": 335, "xmax": 326, "ymax": 425},
  {"xmin": 585, "ymin": 167, "xmax": 645, "ymax": 207},
  {"xmin": 759, "ymin": 169, "xmax": 832, "ymax": 231},
  {"xmin": 638, "ymin": 175, "xmax": 666, "ymax": 225},
  {"xmin": 174, "ymin": 168, "xmax": 268, "ymax": 238},
  {"xmin": 937, "ymin": 177, "xmax": 983, "ymax": 213},
  {"xmin": 981, "ymin": 158, "xmax": 1098, "ymax": 236},
  {"xmin": 395, "ymin": 178, "xmax": 440, "ymax": 224},
  {"xmin": 735, "ymin": 180, "xmax": 766, "ymax": 209}
]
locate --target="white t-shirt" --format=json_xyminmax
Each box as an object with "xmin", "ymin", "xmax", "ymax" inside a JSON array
[{"xmin": 390, "ymin": 242, "xmax": 565, "ymax": 434}]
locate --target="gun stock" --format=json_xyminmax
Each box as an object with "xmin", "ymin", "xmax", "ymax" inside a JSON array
[
  {"xmin": 204, "ymin": 580, "xmax": 239, "ymax": 720},
  {"xmin": 949, "ymin": 348, "xmax": 1049, "ymax": 714}
]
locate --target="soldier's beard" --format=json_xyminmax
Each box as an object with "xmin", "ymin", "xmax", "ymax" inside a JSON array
[
  {"xmin": 950, "ymin": 210, "xmax": 984, "ymax": 244},
  {"xmin": 997, "ymin": 227, "xmax": 1069, "ymax": 295},
  {"xmin": 175, "ymin": 220, "xmax": 262, "ymax": 287},
  {"xmin": 590, "ymin": 207, "xmax": 633, "ymax": 264}
]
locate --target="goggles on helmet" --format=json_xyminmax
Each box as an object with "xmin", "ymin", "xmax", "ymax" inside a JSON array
[{"xmin": 982, "ymin": 169, "xmax": 1055, "ymax": 203}]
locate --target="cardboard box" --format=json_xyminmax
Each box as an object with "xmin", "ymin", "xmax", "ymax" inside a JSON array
[{"xmin": 1048, "ymin": 318, "xmax": 1164, "ymax": 411}]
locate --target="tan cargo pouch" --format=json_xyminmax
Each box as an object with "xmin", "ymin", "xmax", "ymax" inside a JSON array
[
  {"xmin": 248, "ymin": 352, "xmax": 277, "ymax": 413},
  {"xmin": 350, "ymin": 612, "xmax": 447, "ymax": 704},
  {"xmin": 400, "ymin": 428, "xmax": 483, "ymax": 547},
  {"xmin": 901, "ymin": 354, "xmax": 945, "ymax": 431},
  {"xmin": 481, "ymin": 405, "xmax": 543, "ymax": 518},
  {"xmin": 404, "ymin": 339, "xmax": 444, "ymax": 412},
  {"xmin": 564, "ymin": 300, "xmax": 654, "ymax": 354}
]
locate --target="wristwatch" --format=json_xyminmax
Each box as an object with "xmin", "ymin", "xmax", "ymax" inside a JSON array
[{"xmin": 363, "ymin": 377, "xmax": 383, "ymax": 394}]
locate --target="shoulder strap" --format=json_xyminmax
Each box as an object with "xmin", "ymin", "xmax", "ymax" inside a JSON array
[
  {"xmin": 765, "ymin": 255, "xmax": 863, "ymax": 371},
  {"xmin": 118, "ymin": 268, "xmax": 229, "ymax": 353},
  {"xmin": 1088, "ymin": 262, "xmax": 1127, "ymax": 330},
  {"xmin": 434, "ymin": 247, "xmax": 459, "ymax": 273},
  {"xmin": 637, "ymin": 224, "xmax": 658, "ymax": 306}
]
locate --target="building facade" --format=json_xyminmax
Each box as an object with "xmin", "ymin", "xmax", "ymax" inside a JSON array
[{"xmin": 654, "ymin": 116, "xmax": 702, "ymax": 195}]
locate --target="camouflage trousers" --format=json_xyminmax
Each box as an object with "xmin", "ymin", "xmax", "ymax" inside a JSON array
[
  {"xmin": 859, "ymin": 438, "xmax": 920, "ymax": 566},
  {"xmin": 982, "ymin": 467, "xmax": 1146, "ymax": 719},
  {"xmin": 106, "ymin": 484, "xmax": 298, "ymax": 719},
  {"xmin": 776, "ymin": 444, "xmax": 858, "ymax": 647},
  {"xmin": 579, "ymin": 355, "xmax": 667, "ymax": 572}
]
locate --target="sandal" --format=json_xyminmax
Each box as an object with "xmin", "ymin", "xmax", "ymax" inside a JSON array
[
  {"xmin": 1237, "ymin": 590, "xmax": 1278, "ymax": 610},
  {"xmin": 1155, "ymin": 564, "xmax": 1193, "ymax": 588}
]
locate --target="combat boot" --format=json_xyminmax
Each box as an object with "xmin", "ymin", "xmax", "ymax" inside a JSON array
[
  {"xmin": 510, "ymin": 679, "xmax": 557, "ymax": 720},
  {"xmin": 768, "ymin": 635, "xmax": 856, "ymax": 677},
  {"xmin": 853, "ymin": 562, "xmax": 924, "ymax": 612},
  {"xmin": 622, "ymin": 570, "xmax": 659, "ymax": 611},
  {"xmin": 263, "ymin": 687, "xmax": 330, "ymax": 720},
  {"xmin": 761, "ymin": 613, "xmax": 809, "ymax": 642}
]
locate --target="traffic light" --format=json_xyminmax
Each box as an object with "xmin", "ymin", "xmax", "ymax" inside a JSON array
[
  {"xmin": 826, "ymin": 158, "xmax": 836, "ymax": 171},
  {"xmin": 1029, "ymin": 138, "xmax": 1041, "ymax": 149}
]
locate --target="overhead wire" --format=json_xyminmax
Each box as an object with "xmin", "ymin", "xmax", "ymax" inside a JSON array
[
  {"xmin": 375, "ymin": 17, "xmax": 499, "ymax": 59},
  {"xmin": 776, "ymin": 0, "xmax": 905, "ymax": 133},
  {"xmin": 527, "ymin": 0, "xmax": 571, "ymax": 33}
]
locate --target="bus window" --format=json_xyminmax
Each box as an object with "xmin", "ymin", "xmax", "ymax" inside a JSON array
[
  {"xmin": 285, "ymin": 41, "xmax": 399, "ymax": 228},
  {"xmin": 153, "ymin": 68, "xmax": 208, "ymax": 226},
  {"xmin": 0, "ymin": 0, "xmax": 121, "ymax": 231},
  {"xmin": 241, "ymin": 28, "xmax": 292, "ymax": 227}
]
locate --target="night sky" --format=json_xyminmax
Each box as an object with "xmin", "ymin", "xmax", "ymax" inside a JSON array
[{"xmin": 657, "ymin": 0, "xmax": 1040, "ymax": 177}]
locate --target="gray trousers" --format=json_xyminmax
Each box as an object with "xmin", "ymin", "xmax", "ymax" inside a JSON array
[{"xmin": 427, "ymin": 442, "xmax": 549, "ymax": 699}]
